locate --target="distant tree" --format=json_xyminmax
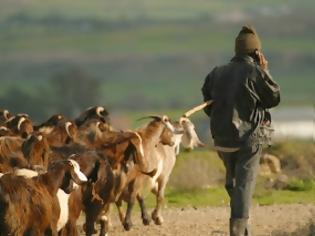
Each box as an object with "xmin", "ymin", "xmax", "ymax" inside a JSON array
[
  {"xmin": 50, "ymin": 68, "xmax": 101, "ymax": 117},
  {"xmin": 0, "ymin": 87, "xmax": 52, "ymax": 122},
  {"xmin": 0, "ymin": 87, "xmax": 33, "ymax": 114}
]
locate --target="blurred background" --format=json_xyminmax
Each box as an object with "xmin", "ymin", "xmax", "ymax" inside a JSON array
[
  {"xmin": 1, "ymin": 2, "xmax": 315, "ymax": 233},
  {"xmin": 0, "ymin": 0, "xmax": 314, "ymax": 140}
]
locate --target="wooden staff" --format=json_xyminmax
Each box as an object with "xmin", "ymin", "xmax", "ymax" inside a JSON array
[{"xmin": 183, "ymin": 100, "xmax": 213, "ymax": 118}]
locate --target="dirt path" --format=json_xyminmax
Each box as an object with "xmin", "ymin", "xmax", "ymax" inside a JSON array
[{"xmin": 78, "ymin": 204, "xmax": 315, "ymax": 236}]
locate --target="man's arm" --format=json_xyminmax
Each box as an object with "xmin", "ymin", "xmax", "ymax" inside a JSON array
[
  {"xmin": 255, "ymin": 68, "xmax": 280, "ymax": 109},
  {"xmin": 253, "ymin": 52, "xmax": 280, "ymax": 109},
  {"xmin": 201, "ymin": 67, "xmax": 216, "ymax": 116}
]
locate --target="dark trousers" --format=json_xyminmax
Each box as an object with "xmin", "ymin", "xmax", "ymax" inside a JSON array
[{"xmin": 218, "ymin": 144, "xmax": 262, "ymax": 219}]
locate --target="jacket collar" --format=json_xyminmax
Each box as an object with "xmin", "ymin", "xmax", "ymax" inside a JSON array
[{"xmin": 231, "ymin": 55, "xmax": 255, "ymax": 64}]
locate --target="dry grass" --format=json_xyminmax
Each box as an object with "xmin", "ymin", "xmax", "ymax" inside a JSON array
[
  {"xmin": 169, "ymin": 149, "xmax": 224, "ymax": 190},
  {"xmin": 272, "ymin": 217, "xmax": 315, "ymax": 236},
  {"xmin": 269, "ymin": 140, "xmax": 315, "ymax": 179}
]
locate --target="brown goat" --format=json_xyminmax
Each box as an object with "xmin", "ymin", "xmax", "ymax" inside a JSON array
[
  {"xmin": 0, "ymin": 126, "xmax": 15, "ymax": 137},
  {"xmin": 0, "ymin": 136, "xmax": 24, "ymax": 158},
  {"xmin": 22, "ymin": 133, "xmax": 51, "ymax": 169},
  {"xmin": 75, "ymin": 120, "xmax": 165, "ymax": 236},
  {"xmin": 78, "ymin": 115, "xmax": 175, "ymax": 235},
  {"xmin": 0, "ymin": 132, "xmax": 58, "ymax": 173},
  {"xmin": 57, "ymin": 151, "xmax": 109, "ymax": 236},
  {"xmin": 75, "ymin": 118, "xmax": 111, "ymax": 147},
  {"xmin": 0, "ymin": 159, "xmax": 87, "ymax": 236},
  {"xmin": 5, "ymin": 114, "xmax": 33, "ymax": 138},
  {"xmin": 0, "ymin": 135, "xmax": 26, "ymax": 172},
  {"xmin": 34, "ymin": 114, "xmax": 67, "ymax": 131},
  {"xmin": 12, "ymin": 152, "xmax": 103, "ymax": 236},
  {"xmin": 75, "ymin": 106, "xmax": 110, "ymax": 128}
]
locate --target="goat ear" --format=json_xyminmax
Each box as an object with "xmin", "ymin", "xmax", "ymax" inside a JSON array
[
  {"xmin": 161, "ymin": 115, "xmax": 170, "ymax": 122},
  {"xmin": 22, "ymin": 135, "xmax": 34, "ymax": 158},
  {"xmin": 96, "ymin": 121, "xmax": 110, "ymax": 132},
  {"xmin": 68, "ymin": 159, "xmax": 88, "ymax": 184}
]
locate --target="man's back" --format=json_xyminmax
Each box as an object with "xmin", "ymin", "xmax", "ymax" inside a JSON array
[{"xmin": 202, "ymin": 55, "xmax": 280, "ymax": 148}]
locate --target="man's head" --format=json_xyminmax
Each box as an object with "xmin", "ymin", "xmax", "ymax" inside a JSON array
[{"xmin": 235, "ymin": 25, "xmax": 261, "ymax": 55}]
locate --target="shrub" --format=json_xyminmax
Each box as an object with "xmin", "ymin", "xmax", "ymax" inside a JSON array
[{"xmin": 285, "ymin": 178, "xmax": 315, "ymax": 192}]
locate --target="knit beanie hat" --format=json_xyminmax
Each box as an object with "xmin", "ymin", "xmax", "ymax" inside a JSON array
[{"xmin": 235, "ymin": 25, "xmax": 261, "ymax": 55}]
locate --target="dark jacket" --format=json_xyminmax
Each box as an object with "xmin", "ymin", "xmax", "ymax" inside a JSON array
[{"xmin": 201, "ymin": 55, "xmax": 280, "ymax": 148}]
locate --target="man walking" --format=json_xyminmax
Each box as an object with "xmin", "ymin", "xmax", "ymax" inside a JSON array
[{"xmin": 201, "ymin": 25, "xmax": 280, "ymax": 236}]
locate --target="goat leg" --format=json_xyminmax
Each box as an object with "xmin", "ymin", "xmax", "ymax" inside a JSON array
[
  {"xmin": 115, "ymin": 198, "xmax": 125, "ymax": 223},
  {"xmin": 59, "ymin": 221, "xmax": 79, "ymax": 236},
  {"xmin": 123, "ymin": 198, "xmax": 135, "ymax": 231},
  {"xmin": 98, "ymin": 205, "xmax": 111, "ymax": 236},
  {"xmin": 84, "ymin": 210, "xmax": 98, "ymax": 236},
  {"xmin": 137, "ymin": 194, "xmax": 151, "ymax": 225},
  {"xmin": 151, "ymin": 182, "xmax": 165, "ymax": 225},
  {"xmin": 99, "ymin": 215, "xmax": 110, "ymax": 236}
]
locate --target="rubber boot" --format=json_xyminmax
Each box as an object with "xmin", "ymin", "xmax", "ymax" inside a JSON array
[
  {"xmin": 230, "ymin": 218, "xmax": 248, "ymax": 236},
  {"xmin": 245, "ymin": 225, "xmax": 251, "ymax": 236}
]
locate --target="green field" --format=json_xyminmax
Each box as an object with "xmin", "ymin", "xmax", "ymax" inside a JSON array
[
  {"xmin": 124, "ymin": 141, "xmax": 315, "ymax": 209},
  {"xmin": 0, "ymin": 0, "xmax": 314, "ymax": 119}
]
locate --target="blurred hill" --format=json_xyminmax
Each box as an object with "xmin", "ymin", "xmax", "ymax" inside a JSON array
[{"xmin": 0, "ymin": 0, "xmax": 314, "ymax": 120}]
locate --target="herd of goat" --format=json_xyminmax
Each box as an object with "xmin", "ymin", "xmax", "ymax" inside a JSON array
[{"xmin": 0, "ymin": 106, "xmax": 204, "ymax": 236}]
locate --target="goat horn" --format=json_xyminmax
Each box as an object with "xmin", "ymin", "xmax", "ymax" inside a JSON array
[
  {"xmin": 65, "ymin": 122, "xmax": 73, "ymax": 137},
  {"xmin": 3, "ymin": 110, "xmax": 9, "ymax": 120},
  {"xmin": 137, "ymin": 115, "xmax": 161, "ymax": 121},
  {"xmin": 0, "ymin": 126, "xmax": 8, "ymax": 131},
  {"xmin": 183, "ymin": 100, "xmax": 213, "ymax": 118},
  {"xmin": 17, "ymin": 117, "xmax": 26, "ymax": 131},
  {"xmin": 96, "ymin": 106, "xmax": 105, "ymax": 117},
  {"xmin": 69, "ymin": 154, "xmax": 77, "ymax": 159},
  {"xmin": 5, "ymin": 116, "xmax": 15, "ymax": 123}
]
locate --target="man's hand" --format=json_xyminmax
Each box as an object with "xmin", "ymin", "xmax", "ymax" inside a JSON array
[{"xmin": 255, "ymin": 50, "xmax": 268, "ymax": 70}]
